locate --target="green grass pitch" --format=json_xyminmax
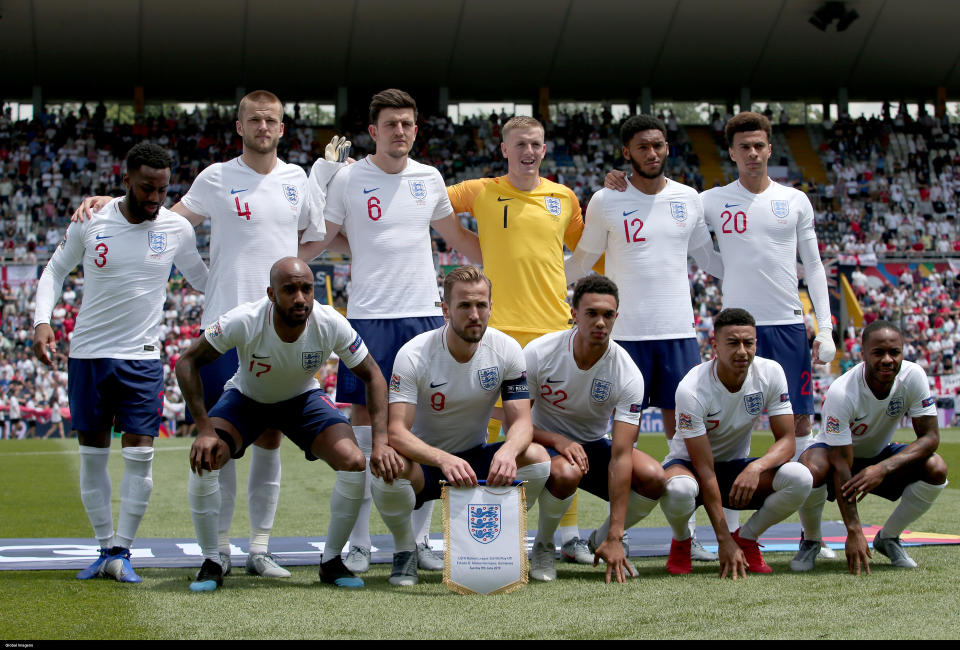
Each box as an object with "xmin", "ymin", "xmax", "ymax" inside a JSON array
[{"xmin": 1, "ymin": 429, "xmax": 958, "ymax": 639}]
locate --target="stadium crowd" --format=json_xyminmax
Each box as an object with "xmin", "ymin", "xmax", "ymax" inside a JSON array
[{"xmin": 3, "ymin": 101, "xmax": 960, "ymax": 436}]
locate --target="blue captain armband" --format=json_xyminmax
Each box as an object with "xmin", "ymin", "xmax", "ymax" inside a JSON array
[{"xmin": 501, "ymin": 375, "xmax": 529, "ymax": 401}]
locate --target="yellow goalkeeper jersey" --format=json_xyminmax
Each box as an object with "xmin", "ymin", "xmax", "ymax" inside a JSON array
[{"xmin": 447, "ymin": 176, "xmax": 584, "ymax": 336}]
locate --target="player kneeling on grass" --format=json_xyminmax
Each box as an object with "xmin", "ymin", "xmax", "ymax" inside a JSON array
[
  {"xmin": 176, "ymin": 257, "xmax": 394, "ymax": 592},
  {"xmin": 33, "ymin": 143, "xmax": 208, "ymax": 584},
  {"xmin": 370, "ymin": 265, "xmax": 551, "ymax": 587},
  {"xmin": 526, "ymin": 275, "xmax": 665, "ymax": 583},
  {"xmin": 793, "ymin": 320, "xmax": 948, "ymax": 574},
  {"xmin": 660, "ymin": 308, "xmax": 813, "ymax": 579}
]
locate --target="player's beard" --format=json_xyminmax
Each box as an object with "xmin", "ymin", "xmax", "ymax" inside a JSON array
[
  {"xmin": 451, "ymin": 319, "xmax": 486, "ymax": 344},
  {"xmin": 243, "ymin": 130, "xmax": 279, "ymax": 155},
  {"xmin": 125, "ymin": 189, "xmax": 159, "ymax": 223},
  {"xmin": 276, "ymin": 301, "xmax": 313, "ymax": 328},
  {"xmin": 628, "ymin": 152, "xmax": 665, "ymax": 180}
]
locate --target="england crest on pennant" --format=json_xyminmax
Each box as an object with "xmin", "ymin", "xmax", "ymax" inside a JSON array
[
  {"xmin": 147, "ymin": 231, "xmax": 167, "ymax": 254},
  {"xmin": 743, "ymin": 391, "xmax": 764, "ymax": 416},
  {"xmin": 670, "ymin": 201, "xmax": 687, "ymax": 222},
  {"xmin": 468, "ymin": 504, "xmax": 501, "ymax": 544},
  {"xmin": 544, "ymin": 197, "xmax": 562, "ymax": 216},
  {"xmin": 591, "ymin": 378, "xmax": 612, "ymax": 402},
  {"xmin": 478, "ymin": 366, "xmax": 500, "ymax": 391},
  {"xmin": 301, "ymin": 350, "xmax": 324, "ymax": 371},
  {"xmin": 771, "ymin": 200, "xmax": 789, "ymax": 219}
]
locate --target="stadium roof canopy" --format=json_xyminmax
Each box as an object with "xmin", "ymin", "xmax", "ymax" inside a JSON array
[{"xmin": 1, "ymin": 0, "xmax": 958, "ymax": 104}]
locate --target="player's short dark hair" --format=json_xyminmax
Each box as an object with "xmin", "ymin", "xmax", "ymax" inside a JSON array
[
  {"xmin": 725, "ymin": 111, "xmax": 772, "ymax": 147},
  {"xmin": 237, "ymin": 90, "xmax": 283, "ymax": 121},
  {"xmin": 572, "ymin": 275, "xmax": 619, "ymax": 309},
  {"xmin": 442, "ymin": 265, "xmax": 490, "ymax": 302},
  {"xmin": 125, "ymin": 142, "xmax": 171, "ymax": 173},
  {"xmin": 713, "ymin": 308, "xmax": 755, "ymax": 334},
  {"xmin": 620, "ymin": 114, "xmax": 667, "ymax": 146},
  {"xmin": 862, "ymin": 319, "xmax": 903, "ymax": 346},
  {"xmin": 369, "ymin": 88, "xmax": 418, "ymax": 125}
]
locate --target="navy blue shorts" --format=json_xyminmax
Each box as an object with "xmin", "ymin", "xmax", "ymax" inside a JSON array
[
  {"xmin": 336, "ymin": 316, "xmax": 444, "ymax": 405},
  {"xmin": 617, "ymin": 338, "xmax": 700, "ymax": 410},
  {"xmin": 755, "ymin": 323, "xmax": 814, "ymax": 415},
  {"xmin": 806, "ymin": 442, "xmax": 916, "ymax": 501},
  {"xmin": 547, "ymin": 437, "xmax": 618, "ymax": 501},
  {"xmin": 184, "ymin": 347, "xmax": 239, "ymax": 424},
  {"xmin": 67, "ymin": 358, "xmax": 164, "ymax": 436},
  {"xmin": 663, "ymin": 456, "xmax": 769, "ymax": 510},
  {"xmin": 416, "ymin": 442, "xmax": 504, "ymax": 509},
  {"xmin": 209, "ymin": 388, "xmax": 351, "ymax": 461}
]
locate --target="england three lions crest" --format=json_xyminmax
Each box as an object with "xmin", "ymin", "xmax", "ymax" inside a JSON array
[
  {"xmin": 670, "ymin": 201, "xmax": 687, "ymax": 223},
  {"xmin": 886, "ymin": 395, "xmax": 904, "ymax": 417},
  {"xmin": 743, "ymin": 391, "xmax": 764, "ymax": 416},
  {"xmin": 771, "ymin": 200, "xmax": 789, "ymax": 219},
  {"xmin": 302, "ymin": 350, "xmax": 325, "ymax": 371},
  {"xmin": 468, "ymin": 504, "xmax": 501, "ymax": 544},
  {"xmin": 147, "ymin": 231, "xmax": 167, "ymax": 254},
  {"xmin": 408, "ymin": 180, "xmax": 427, "ymax": 203},
  {"xmin": 544, "ymin": 196, "xmax": 562, "ymax": 216},
  {"xmin": 478, "ymin": 366, "xmax": 500, "ymax": 391},
  {"xmin": 282, "ymin": 184, "xmax": 299, "ymax": 206},
  {"xmin": 591, "ymin": 378, "xmax": 612, "ymax": 402}
]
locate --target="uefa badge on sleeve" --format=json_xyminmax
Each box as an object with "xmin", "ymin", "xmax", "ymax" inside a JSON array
[{"xmin": 442, "ymin": 482, "xmax": 528, "ymax": 595}]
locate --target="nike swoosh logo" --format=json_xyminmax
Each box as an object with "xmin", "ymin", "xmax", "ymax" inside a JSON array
[
  {"xmin": 706, "ymin": 411, "xmax": 721, "ymax": 417},
  {"xmin": 230, "ymin": 188, "xmax": 247, "ymax": 194},
  {"xmin": 497, "ymin": 197, "xmax": 513, "ymax": 202},
  {"xmin": 724, "ymin": 203, "xmax": 740, "ymax": 208},
  {"xmin": 854, "ymin": 415, "xmax": 868, "ymax": 421},
  {"xmin": 95, "ymin": 234, "xmax": 112, "ymax": 240},
  {"xmin": 363, "ymin": 187, "xmax": 380, "ymax": 194},
  {"xmin": 622, "ymin": 210, "xmax": 638, "ymax": 216},
  {"xmin": 429, "ymin": 381, "xmax": 447, "ymax": 388},
  {"xmin": 252, "ymin": 354, "xmax": 270, "ymax": 359},
  {"xmin": 546, "ymin": 378, "xmax": 562, "ymax": 384}
]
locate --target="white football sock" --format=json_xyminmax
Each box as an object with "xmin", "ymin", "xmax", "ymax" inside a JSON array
[
  {"xmin": 412, "ymin": 500, "xmax": 434, "ymax": 545},
  {"xmin": 797, "ymin": 484, "xmax": 828, "ymax": 542},
  {"xmin": 724, "ymin": 507, "xmax": 740, "ymax": 532},
  {"xmin": 188, "ymin": 469, "xmax": 222, "ymax": 565},
  {"xmin": 347, "ymin": 426, "xmax": 373, "ymax": 550},
  {"xmin": 880, "ymin": 479, "xmax": 948, "ymax": 539},
  {"xmin": 78, "ymin": 445, "xmax": 114, "ymax": 548},
  {"xmin": 594, "ymin": 490, "xmax": 659, "ymax": 541},
  {"xmin": 793, "ymin": 434, "xmax": 811, "ymax": 462},
  {"xmin": 661, "ymin": 475, "xmax": 698, "ymax": 541},
  {"xmin": 371, "ymin": 476, "xmax": 416, "ymax": 552},
  {"xmin": 740, "ymin": 462, "xmax": 813, "ymax": 540},
  {"xmin": 515, "ymin": 460, "xmax": 551, "ymax": 506},
  {"xmin": 534, "ymin": 490, "xmax": 575, "ymax": 547},
  {"xmin": 248, "ymin": 446, "xmax": 281, "ymax": 555},
  {"xmin": 686, "ymin": 511, "xmax": 698, "ymax": 539},
  {"xmin": 558, "ymin": 526, "xmax": 579, "ymax": 545},
  {"xmin": 217, "ymin": 458, "xmax": 237, "ymax": 555},
  {"xmin": 114, "ymin": 446, "xmax": 154, "ymax": 549},
  {"xmin": 322, "ymin": 470, "xmax": 365, "ymax": 563}
]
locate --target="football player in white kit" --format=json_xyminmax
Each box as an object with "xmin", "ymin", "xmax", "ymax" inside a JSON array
[
  {"xmin": 176, "ymin": 257, "xmax": 391, "ymax": 591},
  {"xmin": 369, "ymin": 266, "xmax": 551, "ymax": 587},
  {"xmin": 569, "ymin": 114, "xmax": 728, "ymax": 561},
  {"xmin": 661, "ymin": 308, "xmax": 813, "ymax": 578},
  {"xmin": 73, "ymin": 90, "xmax": 341, "ymax": 579},
  {"xmin": 792, "ymin": 320, "xmax": 948, "ymax": 574},
  {"xmin": 525, "ymin": 275, "xmax": 665, "ymax": 584},
  {"xmin": 34, "ymin": 143, "xmax": 208, "ymax": 583},
  {"xmin": 299, "ymin": 89, "xmax": 482, "ymax": 574}
]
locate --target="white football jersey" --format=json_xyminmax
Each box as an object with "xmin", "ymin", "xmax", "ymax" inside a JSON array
[
  {"xmin": 814, "ymin": 361, "xmax": 936, "ymax": 458},
  {"xmin": 389, "ymin": 325, "xmax": 526, "ymax": 454},
  {"xmin": 524, "ymin": 329, "xmax": 645, "ymax": 444},
  {"xmin": 667, "ymin": 356, "xmax": 793, "ymax": 462},
  {"xmin": 578, "ymin": 180, "xmax": 710, "ymax": 340},
  {"xmin": 204, "ymin": 296, "xmax": 368, "ymax": 404},
  {"xmin": 701, "ymin": 180, "xmax": 817, "ymax": 325},
  {"xmin": 34, "ymin": 198, "xmax": 207, "ymax": 359},
  {"xmin": 180, "ymin": 157, "xmax": 311, "ymax": 327},
  {"xmin": 324, "ymin": 156, "xmax": 453, "ymax": 319}
]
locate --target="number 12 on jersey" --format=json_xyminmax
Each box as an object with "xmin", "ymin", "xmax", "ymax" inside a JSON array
[{"xmin": 623, "ymin": 218, "xmax": 646, "ymax": 243}]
